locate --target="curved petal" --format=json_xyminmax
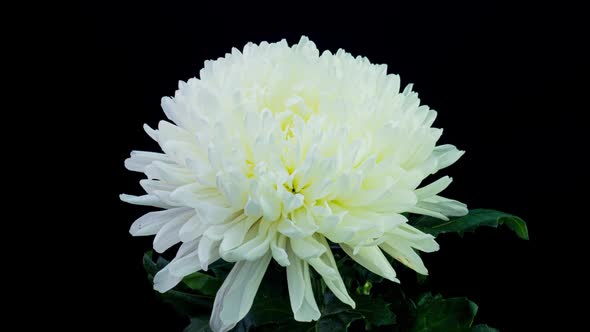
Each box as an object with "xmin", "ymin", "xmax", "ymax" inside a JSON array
[
  {"xmin": 153, "ymin": 210, "xmax": 194, "ymax": 253},
  {"xmin": 197, "ymin": 236, "xmax": 221, "ymax": 271},
  {"xmin": 308, "ymin": 236, "xmax": 355, "ymax": 309},
  {"xmin": 153, "ymin": 267, "xmax": 183, "ymax": 293},
  {"xmin": 277, "ymin": 207, "xmax": 319, "ymax": 238},
  {"xmin": 416, "ymin": 196, "xmax": 468, "ymax": 218},
  {"xmin": 178, "ymin": 215, "xmax": 207, "ymax": 242},
  {"xmin": 129, "ymin": 207, "xmax": 192, "ymax": 236},
  {"xmin": 271, "ymin": 233, "xmax": 290, "ymax": 266},
  {"xmin": 388, "ymin": 224, "xmax": 440, "ymax": 253},
  {"xmin": 120, "ymin": 194, "xmax": 173, "ymax": 209},
  {"xmin": 415, "ymin": 176, "xmax": 453, "ymax": 199},
  {"xmin": 221, "ymin": 221, "xmax": 273, "ymax": 262},
  {"xmin": 411, "ymin": 176, "xmax": 468, "ymax": 219},
  {"xmin": 210, "ymin": 253, "xmax": 272, "ymax": 332},
  {"xmin": 153, "ymin": 239, "xmax": 200, "ymax": 293},
  {"xmin": 380, "ymin": 240, "xmax": 429, "ymax": 275},
  {"xmin": 290, "ymin": 235, "xmax": 326, "ymax": 260},
  {"xmin": 219, "ymin": 215, "xmax": 258, "ymax": 254},
  {"xmin": 124, "ymin": 150, "xmax": 169, "ymax": 173},
  {"xmin": 286, "ymin": 246, "xmax": 321, "ymax": 322},
  {"xmin": 340, "ymin": 244, "xmax": 399, "ymax": 282}
]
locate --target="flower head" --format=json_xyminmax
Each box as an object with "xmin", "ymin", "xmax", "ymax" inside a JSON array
[{"xmin": 122, "ymin": 36, "xmax": 467, "ymax": 331}]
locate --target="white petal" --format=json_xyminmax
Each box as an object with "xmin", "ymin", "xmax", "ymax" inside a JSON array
[
  {"xmin": 340, "ymin": 244, "xmax": 398, "ymax": 282},
  {"xmin": 315, "ymin": 208, "xmax": 347, "ymax": 233},
  {"xmin": 244, "ymin": 197, "xmax": 263, "ymax": 219},
  {"xmin": 415, "ymin": 176, "xmax": 453, "ymax": 199},
  {"xmin": 308, "ymin": 236, "xmax": 355, "ymax": 308},
  {"xmin": 139, "ymin": 179, "xmax": 176, "ymax": 196},
  {"xmin": 161, "ymin": 97, "xmax": 179, "ymax": 124},
  {"xmin": 380, "ymin": 240, "xmax": 429, "ymax": 275},
  {"xmin": 153, "ymin": 209, "xmax": 193, "ymax": 253},
  {"xmin": 124, "ymin": 150, "xmax": 169, "ymax": 173},
  {"xmin": 410, "ymin": 189, "xmax": 468, "ymax": 219},
  {"xmin": 417, "ymin": 195, "xmax": 468, "ymax": 217},
  {"xmin": 145, "ymin": 161, "xmax": 197, "ymax": 185},
  {"xmin": 120, "ymin": 194, "xmax": 173, "ymax": 209},
  {"xmin": 290, "ymin": 236, "xmax": 326, "ymax": 260},
  {"xmin": 286, "ymin": 248, "xmax": 321, "ymax": 322},
  {"xmin": 204, "ymin": 222, "xmax": 236, "ymax": 241},
  {"xmin": 216, "ymin": 170, "xmax": 249, "ymax": 209},
  {"xmin": 408, "ymin": 206, "xmax": 449, "ymax": 220},
  {"xmin": 197, "ymin": 236, "xmax": 221, "ymax": 270},
  {"xmin": 210, "ymin": 253, "xmax": 272, "ymax": 332},
  {"xmin": 169, "ymin": 183, "xmax": 219, "ymax": 208},
  {"xmin": 323, "ymin": 210, "xmax": 392, "ymax": 243},
  {"xmin": 219, "ymin": 215, "xmax": 258, "ymax": 254},
  {"xmin": 259, "ymin": 195, "xmax": 281, "ymax": 222},
  {"xmin": 168, "ymin": 239, "xmax": 203, "ymax": 276},
  {"xmin": 143, "ymin": 123, "xmax": 158, "ymax": 142},
  {"xmin": 161, "ymin": 140, "xmax": 203, "ymax": 168},
  {"xmin": 157, "ymin": 120, "xmax": 193, "ymax": 143},
  {"xmin": 176, "ymin": 238, "xmax": 201, "ymax": 257},
  {"xmin": 432, "ymin": 144, "xmax": 464, "ymax": 173},
  {"xmin": 277, "ymin": 218, "xmax": 309, "ymax": 238},
  {"xmin": 129, "ymin": 207, "xmax": 192, "ymax": 236},
  {"xmin": 194, "ymin": 201, "xmax": 237, "ymax": 226},
  {"xmin": 153, "ymin": 240, "xmax": 201, "ymax": 293},
  {"xmin": 307, "ymin": 256, "xmax": 338, "ymax": 279},
  {"xmin": 178, "ymin": 214, "xmax": 207, "ymax": 242},
  {"xmin": 153, "ymin": 268, "xmax": 183, "ymax": 293},
  {"xmin": 282, "ymin": 192, "xmax": 305, "ymax": 214},
  {"xmin": 222, "ymin": 221, "xmax": 273, "ymax": 262},
  {"xmin": 388, "ymin": 224, "xmax": 440, "ymax": 253},
  {"xmin": 363, "ymin": 188, "xmax": 418, "ymax": 214},
  {"xmin": 271, "ymin": 233, "xmax": 290, "ymax": 266}
]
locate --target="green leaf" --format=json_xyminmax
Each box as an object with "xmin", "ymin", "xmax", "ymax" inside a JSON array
[
  {"xmin": 209, "ymin": 259, "xmax": 234, "ymax": 279},
  {"xmin": 240, "ymin": 262, "xmax": 293, "ymax": 328},
  {"xmin": 262, "ymin": 311, "xmax": 362, "ymax": 332},
  {"xmin": 317, "ymin": 311, "xmax": 363, "ymax": 331},
  {"xmin": 353, "ymin": 295, "xmax": 396, "ymax": 329},
  {"xmin": 318, "ymin": 292, "xmax": 395, "ymax": 330},
  {"xmin": 252, "ymin": 291, "xmax": 395, "ymax": 331},
  {"xmin": 471, "ymin": 324, "xmax": 499, "ymax": 332},
  {"xmin": 142, "ymin": 250, "xmax": 171, "ymax": 281},
  {"xmin": 184, "ymin": 317, "xmax": 213, "ymax": 332},
  {"xmin": 143, "ymin": 250, "xmax": 158, "ymax": 280},
  {"xmin": 246, "ymin": 292, "xmax": 293, "ymax": 328},
  {"xmin": 160, "ymin": 289, "xmax": 214, "ymax": 316},
  {"xmin": 410, "ymin": 295, "xmax": 478, "ymax": 332},
  {"xmin": 410, "ymin": 209, "xmax": 529, "ymax": 240},
  {"xmin": 415, "ymin": 293, "xmax": 443, "ymax": 307},
  {"xmin": 183, "ymin": 272, "xmax": 222, "ymax": 296},
  {"xmin": 143, "ymin": 252, "xmax": 495, "ymax": 332}
]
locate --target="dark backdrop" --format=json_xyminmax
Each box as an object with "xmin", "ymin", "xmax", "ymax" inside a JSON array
[{"xmin": 73, "ymin": 1, "xmax": 584, "ymax": 331}]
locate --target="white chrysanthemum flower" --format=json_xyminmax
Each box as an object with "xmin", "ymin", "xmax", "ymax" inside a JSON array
[{"xmin": 122, "ymin": 36, "xmax": 467, "ymax": 332}]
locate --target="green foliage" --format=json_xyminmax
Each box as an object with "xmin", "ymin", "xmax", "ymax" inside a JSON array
[
  {"xmin": 183, "ymin": 272, "xmax": 223, "ymax": 296},
  {"xmin": 410, "ymin": 293, "xmax": 478, "ymax": 332},
  {"xmin": 142, "ymin": 208, "xmax": 527, "ymax": 331},
  {"xmin": 409, "ymin": 209, "xmax": 529, "ymax": 240}
]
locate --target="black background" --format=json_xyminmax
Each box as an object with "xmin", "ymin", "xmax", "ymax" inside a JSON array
[{"xmin": 70, "ymin": 1, "xmax": 585, "ymax": 331}]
